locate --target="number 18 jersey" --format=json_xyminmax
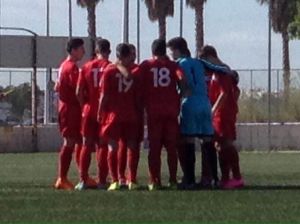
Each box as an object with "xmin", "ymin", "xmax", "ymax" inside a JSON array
[{"xmin": 135, "ymin": 58, "xmax": 183, "ymax": 118}]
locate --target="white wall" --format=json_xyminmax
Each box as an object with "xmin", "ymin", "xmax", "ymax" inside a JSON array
[{"xmin": 1, "ymin": 123, "xmax": 300, "ymax": 153}]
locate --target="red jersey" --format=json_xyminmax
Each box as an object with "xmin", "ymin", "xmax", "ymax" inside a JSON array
[
  {"xmin": 100, "ymin": 64, "xmax": 138, "ymax": 123},
  {"xmin": 77, "ymin": 58, "xmax": 111, "ymax": 118},
  {"xmin": 57, "ymin": 57, "xmax": 80, "ymax": 107},
  {"xmin": 134, "ymin": 58, "xmax": 183, "ymax": 118},
  {"xmin": 209, "ymin": 73, "xmax": 239, "ymax": 118}
]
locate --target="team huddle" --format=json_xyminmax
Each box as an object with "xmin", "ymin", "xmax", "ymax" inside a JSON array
[{"xmin": 53, "ymin": 37, "xmax": 244, "ymax": 191}]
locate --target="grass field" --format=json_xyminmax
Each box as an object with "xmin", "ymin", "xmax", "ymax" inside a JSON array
[{"xmin": 1, "ymin": 151, "xmax": 300, "ymax": 224}]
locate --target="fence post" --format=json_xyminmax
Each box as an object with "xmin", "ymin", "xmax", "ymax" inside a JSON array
[{"xmin": 31, "ymin": 35, "xmax": 38, "ymax": 152}]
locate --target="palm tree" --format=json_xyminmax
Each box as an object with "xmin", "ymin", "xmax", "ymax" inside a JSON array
[
  {"xmin": 257, "ymin": 0, "xmax": 298, "ymax": 101},
  {"xmin": 77, "ymin": 0, "xmax": 103, "ymax": 57},
  {"xmin": 186, "ymin": 0, "xmax": 207, "ymax": 57},
  {"xmin": 289, "ymin": 1, "xmax": 300, "ymax": 39},
  {"xmin": 144, "ymin": 0, "xmax": 174, "ymax": 40}
]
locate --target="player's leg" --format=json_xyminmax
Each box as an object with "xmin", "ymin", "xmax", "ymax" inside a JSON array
[
  {"xmin": 55, "ymin": 137, "xmax": 76, "ymax": 190},
  {"xmin": 75, "ymin": 116, "xmax": 98, "ymax": 189},
  {"xmin": 100, "ymin": 121, "xmax": 120, "ymax": 191},
  {"xmin": 147, "ymin": 116, "xmax": 163, "ymax": 190},
  {"xmin": 74, "ymin": 143, "xmax": 82, "ymax": 172},
  {"xmin": 118, "ymin": 139, "xmax": 127, "ymax": 186},
  {"xmin": 198, "ymin": 103, "xmax": 216, "ymax": 188},
  {"xmin": 177, "ymin": 138, "xmax": 186, "ymax": 182},
  {"xmin": 164, "ymin": 117, "xmax": 179, "ymax": 188},
  {"xmin": 55, "ymin": 105, "xmax": 81, "ymax": 190},
  {"xmin": 179, "ymin": 106, "xmax": 197, "ymax": 189},
  {"xmin": 182, "ymin": 137, "xmax": 196, "ymax": 188},
  {"xmin": 200, "ymin": 137, "xmax": 218, "ymax": 188},
  {"xmin": 227, "ymin": 141, "xmax": 244, "ymax": 188},
  {"xmin": 218, "ymin": 138, "xmax": 231, "ymax": 189},
  {"xmin": 75, "ymin": 137, "xmax": 97, "ymax": 190},
  {"xmin": 96, "ymin": 140, "xmax": 109, "ymax": 188},
  {"xmin": 107, "ymin": 139, "xmax": 120, "ymax": 191},
  {"xmin": 126, "ymin": 139, "xmax": 139, "ymax": 190}
]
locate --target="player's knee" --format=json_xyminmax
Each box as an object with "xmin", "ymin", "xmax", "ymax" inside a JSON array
[
  {"xmin": 83, "ymin": 137, "xmax": 94, "ymax": 147},
  {"xmin": 63, "ymin": 138, "xmax": 76, "ymax": 148},
  {"xmin": 108, "ymin": 139, "xmax": 118, "ymax": 151}
]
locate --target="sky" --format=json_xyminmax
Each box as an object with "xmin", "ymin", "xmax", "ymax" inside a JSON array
[{"xmin": 0, "ymin": 0, "xmax": 300, "ymax": 87}]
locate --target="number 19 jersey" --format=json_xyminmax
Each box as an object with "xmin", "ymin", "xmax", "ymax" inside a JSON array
[
  {"xmin": 100, "ymin": 64, "xmax": 138, "ymax": 123},
  {"xmin": 136, "ymin": 58, "xmax": 183, "ymax": 118}
]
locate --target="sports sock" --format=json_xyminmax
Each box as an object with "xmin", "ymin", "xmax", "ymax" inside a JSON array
[
  {"xmin": 108, "ymin": 149, "xmax": 118, "ymax": 182},
  {"xmin": 79, "ymin": 145, "xmax": 93, "ymax": 182},
  {"xmin": 58, "ymin": 145, "xmax": 74, "ymax": 179},
  {"xmin": 96, "ymin": 144, "xmax": 108, "ymax": 184}
]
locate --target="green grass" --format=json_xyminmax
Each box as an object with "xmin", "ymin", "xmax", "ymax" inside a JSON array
[{"xmin": 1, "ymin": 151, "xmax": 300, "ymax": 224}]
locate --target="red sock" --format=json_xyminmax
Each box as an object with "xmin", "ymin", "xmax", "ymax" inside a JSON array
[
  {"xmin": 148, "ymin": 140, "xmax": 162, "ymax": 184},
  {"xmin": 127, "ymin": 147, "xmax": 140, "ymax": 183},
  {"xmin": 118, "ymin": 140, "xmax": 127, "ymax": 183},
  {"xmin": 74, "ymin": 144, "xmax": 82, "ymax": 172},
  {"xmin": 218, "ymin": 142, "xmax": 230, "ymax": 182},
  {"xmin": 58, "ymin": 145, "xmax": 74, "ymax": 179},
  {"xmin": 165, "ymin": 141, "xmax": 178, "ymax": 183},
  {"xmin": 108, "ymin": 149, "xmax": 118, "ymax": 182},
  {"xmin": 177, "ymin": 141, "xmax": 186, "ymax": 177},
  {"xmin": 96, "ymin": 144, "xmax": 108, "ymax": 185},
  {"xmin": 79, "ymin": 145, "xmax": 93, "ymax": 182},
  {"xmin": 228, "ymin": 145, "xmax": 242, "ymax": 180}
]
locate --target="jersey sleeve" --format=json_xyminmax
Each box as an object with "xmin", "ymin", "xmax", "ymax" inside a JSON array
[
  {"xmin": 77, "ymin": 65, "xmax": 88, "ymax": 90},
  {"xmin": 200, "ymin": 59, "xmax": 230, "ymax": 74},
  {"xmin": 174, "ymin": 64, "xmax": 184, "ymax": 81},
  {"xmin": 218, "ymin": 75, "xmax": 232, "ymax": 95},
  {"xmin": 69, "ymin": 64, "xmax": 79, "ymax": 88}
]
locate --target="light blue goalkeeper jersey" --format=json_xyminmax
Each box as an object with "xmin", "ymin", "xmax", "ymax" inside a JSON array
[{"xmin": 177, "ymin": 57, "xmax": 229, "ymax": 136}]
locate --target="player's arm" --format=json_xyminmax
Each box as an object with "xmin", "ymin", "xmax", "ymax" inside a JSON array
[
  {"xmin": 76, "ymin": 67, "xmax": 87, "ymax": 107},
  {"xmin": 176, "ymin": 62, "xmax": 191, "ymax": 97},
  {"xmin": 175, "ymin": 66, "xmax": 190, "ymax": 97},
  {"xmin": 212, "ymin": 91, "xmax": 227, "ymax": 115},
  {"xmin": 97, "ymin": 72, "xmax": 110, "ymax": 123},
  {"xmin": 212, "ymin": 77, "xmax": 229, "ymax": 115},
  {"xmin": 200, "ymin": 59, "xmax": 232, "ymax": 75}
]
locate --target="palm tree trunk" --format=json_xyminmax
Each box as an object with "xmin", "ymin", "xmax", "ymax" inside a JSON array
[
  {"xmin": 87, "ymin": 3, "xmax": 96, "ymax": 58},
  {"xmin": 282, "ymin": 30, "xmax": 290, "ymax": 103},
  {"xmin": 158, "ymin": 16, "xmax": 166, "ymax": 40},
  {"xmin": 195, "ymin": 0, "xmax": 204, "ymax": 57}
]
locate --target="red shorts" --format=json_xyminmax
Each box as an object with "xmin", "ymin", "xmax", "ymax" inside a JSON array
[
  {"xmin": 147, "ymin": 114, "xmax": 179, "ymax": 144},
  {"xmin": 213, "ymin": 116, "xmax": 236, "ymax": 141},
  {"xmin": 100, "ymin": 120, "xmax": 139, "ymax": 142},
  {"xmin": 81, "ymin": 115, "xmax": 99, "ymax": 140},
  {"xmin": 58, "ymin": 103, "xmax": 81, "ymax": 141}
]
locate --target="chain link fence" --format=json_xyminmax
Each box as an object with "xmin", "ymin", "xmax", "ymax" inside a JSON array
[{"xmin": 1, "ymin": 68, "xmax": 300, "ymax": 126}]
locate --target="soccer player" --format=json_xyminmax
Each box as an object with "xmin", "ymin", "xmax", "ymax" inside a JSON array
[
  {"xmin": 75, "ymin": 38, "xmax": 111, "ymax": 190},
  {"xmin": 117, "ymin": 44, "xmax": 141, "ymax": 187},
  {"xmin": 201, "ymin": 45, "xmax": 244, "ymax": 189},
  {"xmin": 54, "ymin": 38, "xmax": 85, "ymax": 190},
  {"xmin": 135, "ymin": 39, "xmax": 186, "ymax": 190},
  {"xmin": 167, "ymin": 37, "xmax": 231, "ymax": 189},
  {"xmin": 98, "ymin": 43, "xmax": 139, "ymax": 191}
]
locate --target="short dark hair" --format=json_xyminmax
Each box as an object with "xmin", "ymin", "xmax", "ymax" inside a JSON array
[
  {"xmin": 232, "ymin": 70, "xmax": 239, "ymax": 85},
  {"xmin": 199, "ymin": 45, "xmax": 218, "ymax": 59},
  {"xmin": 66, "ymin": 38, "xmax": 84, "ymax": 54},
  {"xmin": 128, "ymin": 43, "xmax": 136, "ymax": 51},
  {"xmin": 96, "ymin": 38, "xmax": 111, "ymax": 54},
  {"xmin": 167, "ymin": 37, "xmax": 190, "ymax": 56},
  {"xmin": 116, "ymin": 43, "xmax": 131, "ymax": 59},
  {"xmin": 152, "ymin": 39, "xmax": 166, "ymax": 56}
]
